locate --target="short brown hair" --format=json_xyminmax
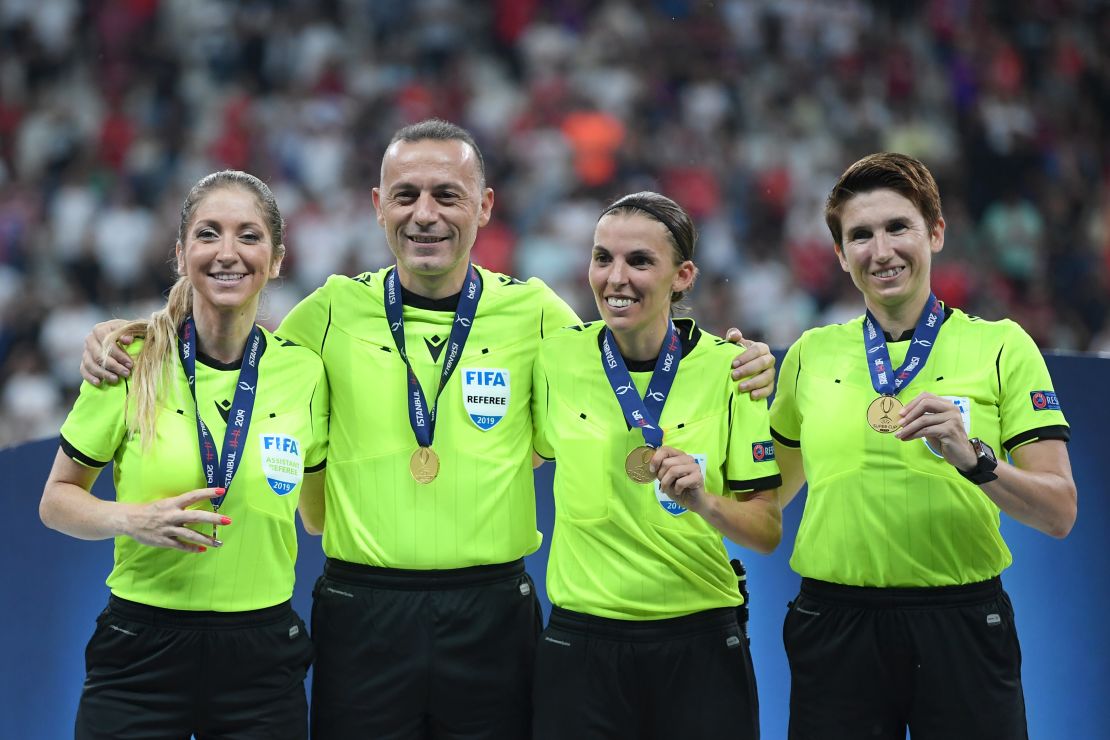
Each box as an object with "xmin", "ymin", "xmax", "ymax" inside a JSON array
[
  {"xmin": 389, "ymin": 118, "xmax": 486, "ymax": 186},
  {"xmin": 825, "ymin": 153, "xmax": 942, "ymax": 246}
]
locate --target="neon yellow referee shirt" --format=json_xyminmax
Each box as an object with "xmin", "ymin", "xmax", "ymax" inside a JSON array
[
  {"xmin": 770, "ymin": 307, "xmax": 1070, "ymax": 587},
  {"xmin": 60, "ymin": 329, "xmax": 329, "ymax": 611}
]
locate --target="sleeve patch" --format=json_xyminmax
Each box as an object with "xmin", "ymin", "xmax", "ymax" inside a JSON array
[
  {"xmin": 751, "ymin": 441, "xmax": 775, "ymax": 462},
  {"xmin": 1030, "ymin": 391, "xmax": 1061, "ymax": 411}
]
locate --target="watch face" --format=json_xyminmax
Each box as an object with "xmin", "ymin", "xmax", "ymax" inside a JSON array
[{"xmin": 974, "ymin": 439, "xmax": 997, "ymax": 465}]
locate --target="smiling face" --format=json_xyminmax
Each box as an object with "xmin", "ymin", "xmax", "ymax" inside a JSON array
[
  {"xmin": 589, "ymin": 212, "xmax": 695, "ymax": 358},
  {"xmin": 371, "ymin": 138, "xmax": 494, "ymax": 298},
  {"xmin": 834, "ymin": 188, "xmax": 944, "ymax": 321},
  {"xmin": 176, "ymin": 186, "xmax": 282, "ymax": 319}
]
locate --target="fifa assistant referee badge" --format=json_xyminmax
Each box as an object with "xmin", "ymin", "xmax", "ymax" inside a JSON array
[
  {"xmin": 625, "ymin": 445, "xmax": 655, "ymax": 483},
  {"xmin": 410, "ymin": 447, "xmax": 440, "ymax": 484},
  {"xmin": 956, "ymin": 438, "xmax": 999, "ymax": 485},
  {"xmin": 867, "ymin": 395, "xmax": 903, "ymax": 433}
]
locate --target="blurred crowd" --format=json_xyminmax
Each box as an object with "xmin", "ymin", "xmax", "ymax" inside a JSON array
[{"xmin": 1, "ymin": 0, "xmax": 1108, "ymax": 446}]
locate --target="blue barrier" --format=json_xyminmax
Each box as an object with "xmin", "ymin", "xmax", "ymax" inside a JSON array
[{"xmin": 3, "ymin": 353, "xmax": 1106, "ymax": 739}]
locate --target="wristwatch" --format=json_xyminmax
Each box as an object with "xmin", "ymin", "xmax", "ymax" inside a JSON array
[{"xmin": 957, "ymin": 438, "xmax": 999, "ymax": 485}]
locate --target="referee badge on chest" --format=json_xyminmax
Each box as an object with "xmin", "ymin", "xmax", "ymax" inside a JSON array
[
  {"xmin": 259, "ymin": 434, "xmax": 304, "ymax": 495},
  {"xmin": 654, "ymin": 454, "xmax": 707, "ymax": 516},
  {"xmin": 461, "ymin": 368, "xmax": 510, "ymax": 430}
]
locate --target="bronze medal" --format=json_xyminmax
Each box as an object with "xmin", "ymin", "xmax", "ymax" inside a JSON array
[
  {"xmin": 866, "ymin": 395, "xmax": 903, "ymax": 433},
  {"xmin": 624, "ymin": 445, "xmax": 655, "ymax": 484},
  {"xmin": 410, "ymin": 447, "xmax": 440, "ymax": 484}
]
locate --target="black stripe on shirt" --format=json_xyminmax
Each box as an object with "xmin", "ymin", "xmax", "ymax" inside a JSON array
[
  {"xmin": 771, "ymin": 427, "xmax": 800, "ymax": 448},
  {"xmin": 1003, "ymin": 425, "xmax": 1070, "ymax": 454},
  {"xmin": 305, "ymin": 459, "xmax": 327, "ymax": 474},
  {"xmin": 59, "ymin": 435, "xmax": 110, "ymax": 468},
  {"xmin": 320, "ymin": 302, "xmax": 333, "ymax": 355},
  {"xmin": 729, "ymin": 473, "xmax": 782, "ymax": 493}
]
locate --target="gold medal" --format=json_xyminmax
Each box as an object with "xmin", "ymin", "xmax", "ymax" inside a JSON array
[
  {"xmin": 866, "ymin": 395, "xmax": 903, "ymax": 433},
  {"xmin": 624, "ymin": 445, "xmax": 655, "ymax": 483},
  {"xmin": 410, "ymin": 447, "xmax": 440, "ymax": 484}
]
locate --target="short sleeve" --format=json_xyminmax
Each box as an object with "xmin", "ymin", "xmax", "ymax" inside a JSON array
[
  {"xmin": 59, "ymin": 378, "xmax": 129, "ymax": 468},
  {"xmin": 277, "ymin": 281, "xmax": 332, "ymax": 355},
  {"xmin": 769, "ymin": 338, "xmax": 803, "ymax": 448},
  {"xmin": 996, "ymin": 322, "xmax": 1070, "ymax": 453},
  {"xmin": 303, "ymin": 360, "xmax": 330, "ymax": 472},
  {"xmin": 531, "ymin": 344, "xmax": 555, "ymax": 461},
  {"xmin": 726, "ymin": 390, "xmax": 782, "ymax": 493}
]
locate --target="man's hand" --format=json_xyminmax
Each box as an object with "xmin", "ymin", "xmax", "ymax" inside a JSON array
[
  {"xmin": 724, "ymin": 328, "xmax": 776, "ymax": 401},
  {"xmin": 80, "ymin": 319, "xmax": 132, "ymax": 385}
]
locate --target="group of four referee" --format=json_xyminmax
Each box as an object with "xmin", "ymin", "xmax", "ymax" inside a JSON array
[{"xmin": 43, "ymin": 119, "xmax": 1075, "ymax": 740}]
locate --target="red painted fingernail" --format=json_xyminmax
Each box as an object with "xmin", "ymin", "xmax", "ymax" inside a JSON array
[
  {"xmin": 214, "ymin": 488, "xmax": 226, "ymax": 495},
  {"xmin": 220, "ymin": 516, "xmax": 232, "ymax": 525},
  {"xmin": 197, "ymin": 546, "xmax": 207, "ymax": 553}
]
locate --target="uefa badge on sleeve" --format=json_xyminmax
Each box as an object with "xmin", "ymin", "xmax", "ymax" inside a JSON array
[
  {"xmin": 751, "ymin": 441, "xmax": 775, "ymax": 463},
  {"xmin": 462, "ymin": 368, "xmax": 510, "ymax": 430},
  {"xmin": 1030, "ymin": 390, "xmax": 1061, "ymax": 411},
  {"xmin": 259, "ymin": 434, "xmax": 304, "ymax": 495}
]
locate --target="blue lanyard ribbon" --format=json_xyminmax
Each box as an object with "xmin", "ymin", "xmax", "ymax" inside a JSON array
[
  {"xmin": 178, "ymin": 317, "xmax": 264, "ymax": 511},
  {"xmin": 863, "ymin": 293, "xmax": 943, "ymax": 397},
  {"xmin": 600, "ymin": 322, "xmax": 683, "ymax": 449},
  {"xmin": 383, "ymin": 264, "xmax": 482, "ymax": 448}
]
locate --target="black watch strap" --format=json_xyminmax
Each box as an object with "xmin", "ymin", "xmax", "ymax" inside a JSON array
[{"xmin": 957, "ymin": 438, "xmax": 999, "ymax": 485}]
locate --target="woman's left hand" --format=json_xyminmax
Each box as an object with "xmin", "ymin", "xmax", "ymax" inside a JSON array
[
  {"xmin": 896, "ymin": 392, "xmax": 977, "ymax": 470},
  {"xmin": 651, "ymin": 446, "xmax": 706, "ymax": 511}
]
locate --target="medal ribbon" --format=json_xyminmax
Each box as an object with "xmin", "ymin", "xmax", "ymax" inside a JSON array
[
  {"xmin": 600, "ymin": 322, "xmax": 683, "ymax": 449},
  {"xmin": 178, "ymin": 317, "xmax": 264, "ymax": 512},
  {"xmin": 863, "ymin": 293, "xmax": 943, "ymax": 397},
  {"xmin": 384, "ymin": 264, "xmax": 482, "ymax": 448}
]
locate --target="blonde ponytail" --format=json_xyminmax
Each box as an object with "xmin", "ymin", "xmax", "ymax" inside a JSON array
[{"xmin": 100, "ymin": 276, "xmax": 193, "ymax": 449}]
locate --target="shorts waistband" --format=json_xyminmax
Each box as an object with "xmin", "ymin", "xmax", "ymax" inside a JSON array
[
  {"xmin": 107, "ymin": 595, "xmax": 294, "ymax": 629},
  {"xmin": 800, "ymin": 576, "xmax": 1003, "ymax": 608},
  {"xmin": 548, "ymin": 605, "xmax": 738, "ymax": 642},
  {"xmin": 324, "ymin": 557, "xmax": 525, "ymax": 590}
]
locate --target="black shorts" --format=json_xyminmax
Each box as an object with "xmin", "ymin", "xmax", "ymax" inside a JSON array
[
  {"xmin": 310, "ymin": 557, "xmax": 542, "ymax": 740},
  {"xmin": 76, "ymin": 595, "xmax": 313, "ymax": 740},
  {"xmin": 533, "ymin": 605, "xmax": 760, "ymax": 740},
  {"xmin": 784, "ymin": 577, "xmax": 1027, "ymax": 740}
]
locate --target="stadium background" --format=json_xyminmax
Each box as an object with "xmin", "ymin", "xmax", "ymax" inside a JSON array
[{"xmin": 1, "ymin": 1, "xmax": 1107, "ymax": 738}]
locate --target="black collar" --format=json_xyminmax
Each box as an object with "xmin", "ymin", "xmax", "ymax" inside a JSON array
[
  {"xmin": 595, "ymin": 318, "xmax": 702, "ymax": 371},
  {"xmin": 194, "ymin": 331, "xmax": 268, "ymax": 371},
  {"xmin": 396, "ymin": 271, "xmax": 485, "ymax": 312},
  {"xmin": 883, "ymin": 305, "xmax": 953, "ymax": 342}
]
